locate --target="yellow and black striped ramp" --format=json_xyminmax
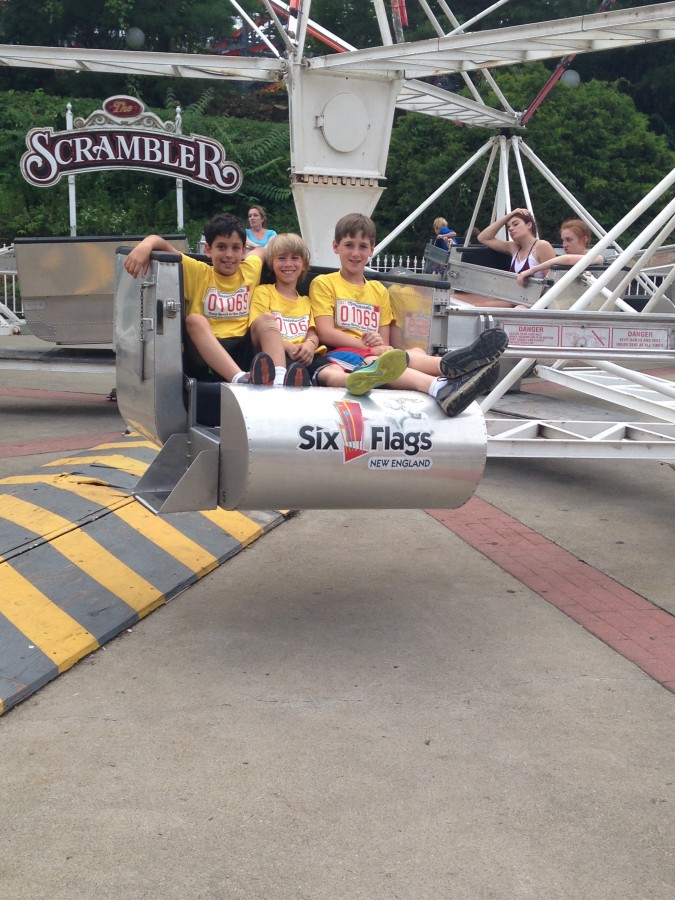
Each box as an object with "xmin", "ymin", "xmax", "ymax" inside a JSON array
[{"xmin": 0, "ymin": 433, "xmax": 285, "ymax": 716}]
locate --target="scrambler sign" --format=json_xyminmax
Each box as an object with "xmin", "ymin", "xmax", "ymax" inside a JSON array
[{"xmin": 20, "ymin": 95, "xmax": 242, "ymax": 193}]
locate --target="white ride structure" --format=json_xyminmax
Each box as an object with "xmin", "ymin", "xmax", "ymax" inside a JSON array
[{"xmin": 3, "ymin": 1, "xmax": 675, "ymax": 483}]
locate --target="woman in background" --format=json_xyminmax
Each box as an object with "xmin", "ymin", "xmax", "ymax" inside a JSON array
[
  {"xmin": 246, "ymin": 205, "xmax": 277, "ymax": 251},
  {"xmin": 478, "ymin": 208, "xmax": 555, "ymax": 283},
  {"xmin": 515, "ymin": 218, "xmax": 604, "ymax": 286}
]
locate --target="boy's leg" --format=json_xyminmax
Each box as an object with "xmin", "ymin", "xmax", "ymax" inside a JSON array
[
  {"xmin": 404, "ymin": 327, "xmax": 508, "ymax": 379},
  {"xmin": 439, "ymin": 327, "xmax": 508, "ymax": 378},
  {"xmin": 435, "ymin": 361, "xmax": 500, "ymax": 417},
  {"xmin": 382, "ymin": 361, "xmax": 499, "ymax": 418},
  {"xmin": 315, "ymin": 362, "xmax": 349, "ymax": 388},
  {"xmin": 250, "ymin": 312, "xmax": 292, "ymax": 385},
  {"xmin": 404, "ymin": 347, "xmax": 442, "ymax": 376},
  {"xmin": 185, "ymin": 313, "xmax": 242, "ymax": 382},
  {"xmin": 344, "ymin": 348, "xmax": 408, "ymax": 396}
]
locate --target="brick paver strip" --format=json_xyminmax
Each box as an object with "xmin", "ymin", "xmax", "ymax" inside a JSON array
[{"xmin": 428, "ymin": 498, "xmax": 675, "ymax": 692}]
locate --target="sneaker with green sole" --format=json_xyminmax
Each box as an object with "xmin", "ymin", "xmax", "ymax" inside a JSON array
[{"xmin": 345, "ymin": 348, "xmax": 408, "ymax": 396}]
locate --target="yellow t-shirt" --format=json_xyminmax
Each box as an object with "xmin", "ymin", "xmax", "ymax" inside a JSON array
[
  {"xmin": 388, "ymin": 282, "xmax": 433, "ymax": 351},
  {"xmin": 181, "ymin": 253, "xmax": 263, "ymax": 339},
  {"xmin": 250, "ymin": 284, "xmax": 314, "ymax": 345},
  {"xmin": 309, "ymin": 271, "xmax": 393, "ymax": 342}
]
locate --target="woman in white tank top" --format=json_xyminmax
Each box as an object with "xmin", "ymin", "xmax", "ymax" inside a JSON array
[{"xmin": 478, "ymin": 208, "xmax": 556, "ymax": 285}]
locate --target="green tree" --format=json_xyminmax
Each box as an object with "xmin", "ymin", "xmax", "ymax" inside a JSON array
[
  {"xmin": 0, "ymin": 88, "xmax": 295, "ymax": 244},
  {"xmin": 377, "ymin": 62, "xmax": 675, "ymax": 256}
]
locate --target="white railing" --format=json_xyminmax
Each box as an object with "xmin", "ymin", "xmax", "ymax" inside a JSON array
[
  {"xmin": 0, "ymin": 244, "xmax": 20, "ymax": 317},
  {"xmin": 369, "ymin": 253, "xmax": 424, "ymax": 274}
]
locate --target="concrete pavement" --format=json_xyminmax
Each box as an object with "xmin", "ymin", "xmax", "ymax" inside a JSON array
[
  {"xmin": 1, "ymin": 330, "xmax": 674, "ymax": 898},
  {"xmin": 1, "ymin": 505, "xmax": 673, "ymax": 899}
]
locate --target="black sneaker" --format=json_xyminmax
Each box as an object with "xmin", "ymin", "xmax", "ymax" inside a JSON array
[
  {"xmin": 435, "ymin": 361, "xmax": 500, "ymax": 417},
  {"xmin": 439, "ymin": 328, "xmax": 508, "ymax": 378},
  {"xmin": 283, "ymin": 361, "xmax": 311, "ymax": 386},
  {"xmin": 345, "ymin": 348, "xmax": 408, "ymax": 396},
  {"xmin": 480, "ymin": 360, "xmax": 501, "ymax": 394},
  {"xmin": 248, "ymin": 352, "xmax": 275, "ymax": 385}
]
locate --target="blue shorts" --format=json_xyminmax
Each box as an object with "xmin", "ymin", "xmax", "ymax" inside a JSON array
[{"xmin": 325, "ymin": 349, "xmax": 370, "ymax": 372}]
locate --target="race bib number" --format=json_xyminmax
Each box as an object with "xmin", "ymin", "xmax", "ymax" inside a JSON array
[
  {"xmin": 335, "ymin": 298, "xmax": 380, "ymax": 333},
  {"xmin": 203, "ymin": 285, "xmax": 251, "ymax": 319},
  {"xmin": 404, "ymin": 312, "xmax": 431, "ymax": 340},
  {"xmin": 274, "ymin": 312, "xmax": 309, "ymax": 341}
]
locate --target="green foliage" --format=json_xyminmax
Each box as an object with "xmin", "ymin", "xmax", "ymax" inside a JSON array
[
  {"xmin": 0, "ymin": 87, "xmax": 295, "ymax": 245},
  {"xmin": 378, "ymin": 62, "xmax": 675, "ymax": 256}
]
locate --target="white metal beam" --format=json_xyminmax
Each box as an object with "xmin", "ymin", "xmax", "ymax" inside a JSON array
[
  {"xmin": 306, "ymin": 3, "xmax": 675, "ymax": 78},
  {"xmin": 394, "ymin": 79, "xmax": 519, "ymax": 128},
  {"xmin": 486, "ymin": 419, "xmax": 675, "ymax": 460},
  {"xmin": 0, "ymin": 44, "xmax": 285, "ymax": 81}
]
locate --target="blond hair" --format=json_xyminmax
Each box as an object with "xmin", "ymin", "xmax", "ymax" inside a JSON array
[
  {"xmin": 433, "ymin": 217, "xmax": 448, "ymax": 233},
  {"xmin": 266, "ymin": 232, "xmax": 311, "ymax": 276}
]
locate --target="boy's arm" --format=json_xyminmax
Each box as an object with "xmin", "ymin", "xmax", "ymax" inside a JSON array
[
  {"xmin": 247, "ymin": 245, "xmax": 267, "ymax": 263},
  {"xmin": 314, "ymin": 315, "xmax": 366, "ymax": 350},
  {"xmin": 125, "ymin": 235, "xmax": 182, "ymax": 279}
]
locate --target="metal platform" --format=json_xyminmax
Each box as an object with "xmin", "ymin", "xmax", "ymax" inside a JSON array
[{"xmin": 486, "ymin": 416, "xmax": 675, "ymax": 459}]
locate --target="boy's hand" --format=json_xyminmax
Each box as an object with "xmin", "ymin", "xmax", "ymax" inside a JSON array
[
  {"xmin": 364, "ymin": 343, "xmax": 394, "ymax": 357},
  {"xmin": 125, "ymin": 244, "xmax": 152, "ymax": 279},
  {"xmin": 361, "ymin": 331, "xmax": 384, "ymax": 349},
  {"xmin": 295, "ymin": 341, "xmax": 315, "ymax": 365}
]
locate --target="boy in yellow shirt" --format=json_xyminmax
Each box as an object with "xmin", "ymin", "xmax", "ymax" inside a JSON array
[
  {"xmin": 250, "ymin": 232, "xmax": 407, "ymax": 394},
  {"xmin": 309, "ymin": 213, "xmax": 509, "ymax": 417}
]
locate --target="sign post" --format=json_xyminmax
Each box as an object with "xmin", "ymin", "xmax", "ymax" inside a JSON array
[{"xmin": 21, "ymin": 95, "xmax": 243, "ymax": 233}]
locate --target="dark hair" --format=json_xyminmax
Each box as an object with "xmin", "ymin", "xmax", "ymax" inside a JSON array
[
  {"xmin": 334, "ymin": 213, "xmax": 376, "ymax": 245},
  {"xmin": 203, "ymin": 213, "xmax": 246, "ymax": 246},
  {"xmin": 509, "ymin": 211, "xmax": 538, "ymax": 238}
]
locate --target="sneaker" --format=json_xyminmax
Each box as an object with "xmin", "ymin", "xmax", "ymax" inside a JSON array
[
  {"xmin": 435, "ymin": 361, "xmax": 500, "ymax": 417},
  {"xmin": 283, "ymin": 361, "xmax": 311, "ymax": 387},
  {"xmin": 439, "ymin": 328, "xmax": 508, "ymax": 378},
  {"xmin": 345, "ymin": 348, "xmax": 408, "ymax": 396},
  {"xmin": 247, "ymin": 352, "xmax": 275, "ymax": 385},
  {"xmin": 480, "ymin": 360, "xmax": 501, "ymax": 394}
]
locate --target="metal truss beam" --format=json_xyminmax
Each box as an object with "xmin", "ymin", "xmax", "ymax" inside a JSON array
[
  {"xmin": 307, "ymin": 3, "xmax": 675, "ymax": 79},
  {"xmin": 486, "ymin": 419, "xmax": 675, "ymax": 460},
  {"xmin": 0, "ymin": 45, "xmax": 285, "ymax": 81},
  {"xmin": 395, "ymin": 79, "xmax": 519, "ymax": 128}
]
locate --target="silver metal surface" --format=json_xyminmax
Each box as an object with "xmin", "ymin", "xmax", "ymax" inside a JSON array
[
  {"xmin": 218, "ymin": 384, "xmax": 486, "ymax": 510},
  {"xmin": 134, "ymin": 428, "xmax": 220, "ymax": 514},
  {"xmin": 15, "ymin": 235, "xmax": 187, "ymax": 345},
  {"xmin": 114, "ymin": 251, "xmax": 188, "ymax": 445}
]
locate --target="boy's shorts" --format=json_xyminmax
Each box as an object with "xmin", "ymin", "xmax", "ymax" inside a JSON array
[
  {"xmin": 283, "ymin": 352, "xmax": 332, "ymax": 378},
  {"xmin": 324, "ymin": 348, "xmax": 370, "ymax": 372},
  {"xmin": 216, "ymin": 333, "xmax": 254, "ymax": 371},
  {"xmin": 185, "ymin": 332, "xmax": 254, "ymax": 382}
]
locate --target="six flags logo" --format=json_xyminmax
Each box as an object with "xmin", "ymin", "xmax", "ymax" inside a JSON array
[{"xmin": 298, "ymin": 400, "xmax": 433, "ymax": 468}]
